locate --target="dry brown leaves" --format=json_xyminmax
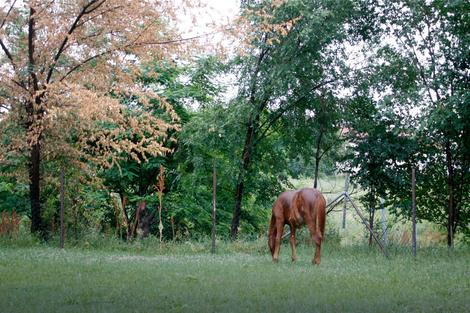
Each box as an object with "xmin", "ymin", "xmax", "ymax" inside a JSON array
[{"xmin": 0, "ymin": 0, "xmax": 207, "ymax": 174}]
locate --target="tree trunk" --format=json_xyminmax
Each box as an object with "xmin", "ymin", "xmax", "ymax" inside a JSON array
[
  {"xmin": 231, "ymin": 117, "xmax": 258, "ymax": 240},
  {"xmin": 231, "ymin": 138, "xmax": 254, "ymax": 239},
  {"xmin": 313, "ymin": 127, "xmax": 323, "ymax": 188},
  {"xmin": 27, "ymin": 7, "xmax": 44, "ymax": 237},
  {"xmin": 342, "ymin": 174, "xmax": 349, "ymax": 229},
  {"xmin": 29, "ymin": 141, "xmax": 42, "ymax": 235},
  {"xmin": 230, "ymin": 40, "xmax": 270, "ymax": 240},
  {"xmin": 130, "ymin": 201, "xmax": 146, "ymax": 240},
  {"xmin": 313, "ymin": 150, "xmax": 321, "ymax": 188},
  {"xmin": 231, "ymin": 178, "xmax": 245, "ymax": 240},
  {"xmin": 313, "ymin": 157, "xmax": 320, "ymax": 189},
  {"xmin": 313, "ymin": 97, "xmax": 326, "ymax": 189}
]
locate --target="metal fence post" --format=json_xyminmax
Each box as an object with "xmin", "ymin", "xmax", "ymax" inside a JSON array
[{"xmin": 342, "ymin": 174, "xmax": 349, "ymax": 229}]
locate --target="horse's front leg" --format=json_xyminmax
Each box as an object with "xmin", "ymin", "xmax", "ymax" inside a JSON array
[
  {"xmin": 272, "ymin": 221, "xmax": 284, "ymax": 262},
  {"xmin": 289, "ymin": 226, "xmax": 297, "ymax": 262}
]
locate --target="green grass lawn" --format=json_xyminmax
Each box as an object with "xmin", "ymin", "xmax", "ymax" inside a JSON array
[{"xmin": 1, "ymin": 242, "xmax": 469, "ymax": 313}]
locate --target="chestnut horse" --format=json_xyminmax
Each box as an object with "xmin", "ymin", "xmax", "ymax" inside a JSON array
[{"xmin": 268, "ymin": 188, "xmax": 326, "ymax": 264}]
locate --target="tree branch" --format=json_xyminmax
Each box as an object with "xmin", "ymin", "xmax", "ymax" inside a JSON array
[
  {"xmin": 0, "ymin": 0, "xmax": 17, "ymax": 30},
  {"xmin": 59, "ymin": 32, "xmax": 222, "ymax": 81},
  {"xmin": 0, "ymin": 39, "xmax": 15, "ymax": 69},
  {"xmin": 248, "ymin": 34, "xmax": 270, "ymax": 106},
  {"xmin": 28, "ymin": 7, "xmax": 39, "ymax": 91},
  {"xmin": 394, "ymin": 22, "xmax": 439, "ymax": 104},
  {"xmin": 319, "ymin": 141, "xmax": 336, "ymax": 160},
  {"xmin": 83, "ymin": 0, "xmax": 107, "ymax": 14},
  {"xmin": 76, "ymin": 5, "xmax": 123, "ymax": 28},
  {"xmin": 133, "ymin": 30, "xmax": 223, "ymax": 47},
  {"xmin": 12, "ymin": 79, "xmax": 28, "ymax": 92},
  {"xmin": 33, "ymin": 0, "xmax": 55, "ymax": 19},
  {"xmin": 419, "ymin": 17, "xmax": 442, "ymax": 101},
  {"xmin": 59, "ymin": 50, "xmax": 109, "ymax": 82},
  {"xmin": 46, "ymin": 0, "xmax": 107, "ymax": 83},
  {"xmin": 0, "ymin": 1, "xmax": 17, "ymax": 66},
  {"xmin": 255, "ymin": 79, "xmax": 335, "ymax": 144}
]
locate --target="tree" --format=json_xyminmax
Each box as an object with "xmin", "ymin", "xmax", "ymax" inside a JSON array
[
  {"xmin": 229, "ymin": 0, "xmax": 357, "ymax": 239},
  {"xmin": 0, "ymin": 0, "xmax": 191, "ymax": 236},
  {"xmin": 100, "ymin": 57, "xmax": 224, "ymax": 239},
  {"xmin": 280, "ymin": 92, "xmax": 345, "ymax": 188},
  {"xmin": 345, "ymin": 0, "xmax": 470, "ymax": 246},
  {"xmin": 383, "ymin": 0, "xmax": 469, "ymax": 246},
  {"xmin": 344, "ymin": 93, "xmax": 418, "ymax": 245}
]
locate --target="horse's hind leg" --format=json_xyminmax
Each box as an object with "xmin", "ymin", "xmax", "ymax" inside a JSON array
[
  {"xmin": 289, "ymin": 226, "xmax": 297, "ymax": 262},
  {"xmin": 306, "ymin": 221, "xmax": 322, "ymax": 265},
  {"xmin": 313, "ymin": 236, "xmax": 322, "ymax": 265}
]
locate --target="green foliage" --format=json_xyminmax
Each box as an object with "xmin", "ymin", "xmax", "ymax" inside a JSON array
[
  {"xmin": 170, "ymin": 102, "xmax": 284, "ymax": 237},
  {"xmin": 1, "ymin": 0, "xmax": 468, "ymax": 243},
  {"xmin": 220, "ymin": 0, "xmax": 363, "ymax": 236},
  {"xmin": 0, "ymin": 178, "xmax": 28, "ymax": 214},
  {"xmin": 0, "ymin": 123, "xmax": 29, "ymax": 215},
  {"xmin": 343, "ymin": 0, "xmax": 470, "ymax": 240},
  {"xmin": 99, "ymin": 57, "xmax": 244, "ymax": 239}
]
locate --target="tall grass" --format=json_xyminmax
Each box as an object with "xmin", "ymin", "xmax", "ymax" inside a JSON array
[{"xmin": 1, "ymin": 239, "xmax": 469, "ymax": 313}]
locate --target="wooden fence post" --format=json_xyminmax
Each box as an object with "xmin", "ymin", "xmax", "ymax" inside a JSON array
[
  {"xmin": 380, "ymin": 198, "xmax": 387, "ymax": 247},
  {"xmin": 211, "ymin": 162, "xmax": 217, "ymax": 254},
  {"xmin": 412, "ymin": 167, "xmax": 417, "ymax": 258},
  {"xmin": 59, "ymin": 166, "xmax": 65, "ymax": 249}
]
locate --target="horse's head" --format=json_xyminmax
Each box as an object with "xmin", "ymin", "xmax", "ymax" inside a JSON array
[{"xmin": 268, "ymin": 190, "xmax": 296, "ymax": 260}]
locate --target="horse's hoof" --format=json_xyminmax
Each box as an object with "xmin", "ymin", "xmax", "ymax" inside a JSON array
[
  {"xmin": 272, "ymin": 258, "xmax": 279, "ymax": 263},
  {"xmin": 312, "ymin": 259, "xmax": 320, "ymax": 265},
  {"xmin": 291, "ymin": 258, "xmax": 297, "ymax": 263}
]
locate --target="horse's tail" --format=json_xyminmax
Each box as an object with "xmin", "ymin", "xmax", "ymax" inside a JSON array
[
  {"xmin": 316, "ymin": 194, "xmax": 326, "ymax": 241},
  {"xmin": 268, "ymin": 214, "xmax": 277, "ymax": 254}
]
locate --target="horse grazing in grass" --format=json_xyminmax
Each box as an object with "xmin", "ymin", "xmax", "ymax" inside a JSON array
[{"xmin": 268, "ymin": 188, "xmax": 326, "ymax": 264}]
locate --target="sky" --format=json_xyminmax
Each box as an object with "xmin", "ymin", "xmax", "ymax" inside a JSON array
[
  {"xmin": 0, "ymin": 0, "xmax": 240, "ymax": 23},
  {"xmin": 176, "ymin": 0, "xmax": 240, "ymax": 44},
  {"xmin": 1, "ymin": 0, "xmax": 240, "ymax": 50},
  {"xmin": 179, "ymin": 0, "xmax": 240, "ymax": 103},
  {"xmin": 0, "ymin": 0, "xmax": 241, "ymax": 102},
  {"xmin": 199, "ymin": 0, "xmax": 239, "ymax": 25}
]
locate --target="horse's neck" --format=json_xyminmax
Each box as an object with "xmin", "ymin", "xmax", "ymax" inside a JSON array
[{"xmin": 289, "ymin": 203, "xmax": 303, "ymax": 225}]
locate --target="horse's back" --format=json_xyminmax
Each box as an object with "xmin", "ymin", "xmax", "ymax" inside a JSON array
[
  {"xmin": 294, "ymin": 188, "xmax": 326, "ymax": 216},
  {"xmin": 296, "ymin": 188, "xmax": 325, "ymax": 204}
]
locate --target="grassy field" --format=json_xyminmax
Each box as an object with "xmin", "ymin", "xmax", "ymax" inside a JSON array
[{"xmin": 1, "ymin": 241, "xmax": 469, "ymax": 313}]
